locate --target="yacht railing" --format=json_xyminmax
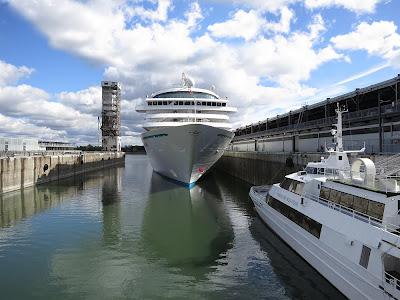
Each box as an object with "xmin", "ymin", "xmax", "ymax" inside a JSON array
[
  {"xmin": 385, "ymin": 272, "xmax": 400, "ymax": 291},
  {"xmin": 304, "ymin": 193, "xmax": 400, "ymax": 234}
]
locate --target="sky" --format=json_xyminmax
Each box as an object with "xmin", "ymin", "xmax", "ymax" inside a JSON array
[{"xmin": 0, "ymin": 0, "xmax": 399, "ymax": 145}]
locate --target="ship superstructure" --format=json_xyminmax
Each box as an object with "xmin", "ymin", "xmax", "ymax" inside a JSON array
[
  {"xmin": 136, "ymin": 74, "xmax": 237, "ymax": 184},
  {"xmin": 250, "ymin": 104, "xmax": 400, "ymax": 299}
]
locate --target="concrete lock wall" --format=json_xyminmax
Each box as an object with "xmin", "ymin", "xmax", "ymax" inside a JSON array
[
  {"xmin": 215, "ymin": 151, "xmax": 389, "ymax": 186},
  {"xmin": 0, "ymin": 152, "xmax": 125, "ymax": 194}
]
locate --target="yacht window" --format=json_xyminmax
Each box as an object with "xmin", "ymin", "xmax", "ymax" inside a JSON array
[
  {"xmin": 339, "ymin": 156, "xmax": 343, "ymax": 161},
  {"xmin": 367, "ymin": 201, "xmax": 384, "ymax": 220},
  {"xmin": 185, "ymin": 101, "xmax": 190, "ymax": 105},
  {"xmin": 222, "ymin": 103, "xmax": 226, "ymax": 106},
  {"xmin": 353, "ymin": 196, "xmax": 369, "ymax": 214},
  {"xmin": 329, "ymin": 189, "xmax": 341, "ymax": 204},
  {"xmin": 293, "ymin": 182, "xmax": 304, "ymax": 195},
  {"xmin": 359, "ymin": 245, "xmax": 371, "ymax": 269},
  {"xmin": 158, "ymin": 101, "xmax": 162, "ymax": 105},
  {"xmin": 217, "ymin": 103, "xmax": 221, "ymax": 106},
  {"xmin": 148, "ymin": 102, "xmax": 153, "ymax": 106},
  {"xmin": 320, "ymin": 186, "xmax": 331, "ymax": 200},
  {"xmin": 179, "ymin": 101, "xmax": 183, "ymax": 105},
  {"xmin": 197, "ymin": 102, "xmax": 201, "ymax": 105},
  {"xmin": 280, "ymin": 178, "xmax": 291, "ymax": 190},
  {"xmin": 267, "ymin": 196, "xmax": 322, "ymax": 238},
  {"xmin": 202, "ymin": 102, "xmax": 206, "ymax": 106},
  {"xmin": 162, "ymin": 101, "xmax": 167, "ymax": 105},
  {"xmin": 280, "ymin": 178, "xmax": 304, "ymax": 196},
  {"xmin": 318, "ymin": 168, "xmax": 325, "ymax": 174},
  {"xmin": 207, "ymin": 102, "xmax": 211, "ymax": 106},
  {"xmin": 340, "ymin": 192, "xmax": 354, "ymax": 209},
  {"xmin": 212, "ymin": 102, "xmax": 216, "ymax": 106}
]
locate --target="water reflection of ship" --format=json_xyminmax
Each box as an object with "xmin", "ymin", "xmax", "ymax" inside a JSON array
[{"xmin": 140, "ymin": 171, "xmax": 234, "ymax": 275}]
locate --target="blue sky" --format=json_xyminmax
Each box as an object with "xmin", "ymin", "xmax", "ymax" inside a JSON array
[{"xmin": 0, "ymin": 0, "xmax": 399, "ymax": 145}]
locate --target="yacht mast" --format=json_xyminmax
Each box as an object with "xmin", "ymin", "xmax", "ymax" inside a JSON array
[{"xmin": 333, "ymin": 103, "xmax": 348, "ymax": 152}]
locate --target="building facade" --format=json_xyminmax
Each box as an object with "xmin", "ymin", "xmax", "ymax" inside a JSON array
[{"xmin": 233, "ymin": 75, "xmax": 400, "ymax": 154}]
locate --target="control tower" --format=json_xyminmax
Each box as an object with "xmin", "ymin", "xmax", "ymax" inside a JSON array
[{"xmin": 101, "ymin": 81, "xmax": 121, "ymax": 152}]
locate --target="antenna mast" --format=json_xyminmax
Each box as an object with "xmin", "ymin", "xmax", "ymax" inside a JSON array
[{"xmin": 333, "ymin": 103, "xmax": 348, "ymax": 151}]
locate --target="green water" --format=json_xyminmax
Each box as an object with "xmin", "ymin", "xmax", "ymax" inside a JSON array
[{"xmin": 0, "ymin": 155, "xmax": 344, "ymax": 299}]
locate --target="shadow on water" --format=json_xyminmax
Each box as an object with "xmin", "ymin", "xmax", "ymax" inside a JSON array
[
  {"xmin": 249, "ymin": 218, "xmax": 346, "ymax": 300},
  {"xmin": 140, "ymin": 171, "xmax": 234, "ymax": 278},
  {"xmin": 213, "ymin": 168, "xmax": 345, "ymax": 299}
]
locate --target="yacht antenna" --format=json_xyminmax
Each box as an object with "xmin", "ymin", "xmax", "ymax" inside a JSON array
[{"xmin": 333, "ymin": 103, "xmax": 348, "ymax": 152}]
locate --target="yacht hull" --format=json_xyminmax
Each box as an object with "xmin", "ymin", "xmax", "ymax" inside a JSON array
[
  {"xmin": 250, "ymin": 190, "xmax": 385, "ymax": 300},
  {"xmin": 141, "ymin": 124, "xmax": 234, "ymax": 184}
]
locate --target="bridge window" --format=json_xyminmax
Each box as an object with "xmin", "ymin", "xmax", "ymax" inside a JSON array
[
  {"xmin": 306, "ymin": 167, "xmax": 317, "ymax": 174},
  {"xmin": 267, "ymin": 196, "xmax": 322, "ymax": 238},
  {"xmin": 154, "ymin": 91, "xmax": 218, "ymax": 99}
]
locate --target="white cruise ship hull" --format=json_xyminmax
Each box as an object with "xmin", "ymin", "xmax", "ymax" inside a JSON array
[
  {"xmin": 141, "ymin": 124, "xmax": 234, "ymax": 184},
  {"xmin": 250, "ymin": 190, "xmax": 386, "ymax": 300}
]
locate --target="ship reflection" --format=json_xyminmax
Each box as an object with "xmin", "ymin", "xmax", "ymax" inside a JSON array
[{"xmin": 140, "ymin": 171, "xmax": 234, "ymax": 276}]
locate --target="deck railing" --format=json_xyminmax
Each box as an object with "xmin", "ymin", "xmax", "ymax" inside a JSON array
[
  {"xmin": 385, "ymin": 272, "xmax": 400, "ymax": 291},
  {"xmin": 304, "ymin": 193, "xmax": 400, "ymax": 234}
]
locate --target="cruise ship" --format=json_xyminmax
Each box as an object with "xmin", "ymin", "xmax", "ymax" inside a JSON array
[
  {"xmin": 136, "ymin": 74, "xmax": 237, "ymax": 185},
  {"xmin": 250, "ymin": 104, "xmax": 400, "ymax": 299}
]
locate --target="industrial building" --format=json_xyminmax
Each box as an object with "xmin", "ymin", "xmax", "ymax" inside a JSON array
[
  {"xmin": 0, "ymin": 137, "xmax": 44, "ymax": 153},
  {"xmin": 38, "ymin": 141, "xmax": 76, "ymax": 151},
  {"xmin": 233, "ymin": 75, "xmax": 400, "ymax": 154},
  {"xmin": 0, "ymin": 138, "xmax": 76, "ymax": 155},
  {"xmin": 101, "ymin": 81, "xmax": 121, "ymax": 152}
]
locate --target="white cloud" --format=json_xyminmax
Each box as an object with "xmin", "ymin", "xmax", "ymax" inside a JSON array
[
  {"xmin": 58, "ymin": 86, "xmax": 102, "ymax": 115},
  {"xmin": 5, "ymin": 1, "xmax": 355, "ymax": 139},
  {"xmin": 230, "ymin": 0, "xmax": 298, "ymax": 12},
  {"xmin": 0, "ymin": 60, "xmax": 34, "ymax": 87},
  {"xmin": 208, "ymin": 9, "xmax": 265, "ymax": 41},
  {"xmin": 0, "ymin": 113, "xmax": 65, "ymax": 140},
  {"xmin": 331, "ymin": 21, "xmax": 400, "ymax": 68},
  {"xmin": 208, "ymin": 7, "xmax": 294, "ymax": 41},
  {"xmin": 124, "ymin": 0, "xmax": 173, "ymax": 22},
  {"xmin": 304, "ymin": 0, "xmax": 384, "ymax": 14},
  {"xmin": 264, "ymin": 7, "xmax": 294, "ymax": 34},
  {"xmin": 0, "ymin": 82, "xmax": 99, "ymax": 143}
]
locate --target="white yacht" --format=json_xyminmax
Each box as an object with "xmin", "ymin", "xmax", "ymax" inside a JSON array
[
  {"xmin": 250, "ymin": 104, "xmax": 400, "ymax": 299},
  {"xmin": 136, "ymin": 74, "xmax": 237, "ymax": 185}
]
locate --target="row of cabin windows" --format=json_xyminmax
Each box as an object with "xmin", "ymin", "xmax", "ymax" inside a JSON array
[
  {"xmin": 280, "ymin": 178, "xmax": 304, "ymax": 196},
  {"xmin": 320, "ymin": 186, "xmax": 384, "ymax": 220},
  {"xmin": 154, "ymin": 91, "xmax": 217, "ymax": 99},
  {"xmin": 148, "ymin": 101, "xmax": 226, "ymax": 107},
  {"xmin": 267, "ymin": 196, "xmax": 322, "ymax": 238}
]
